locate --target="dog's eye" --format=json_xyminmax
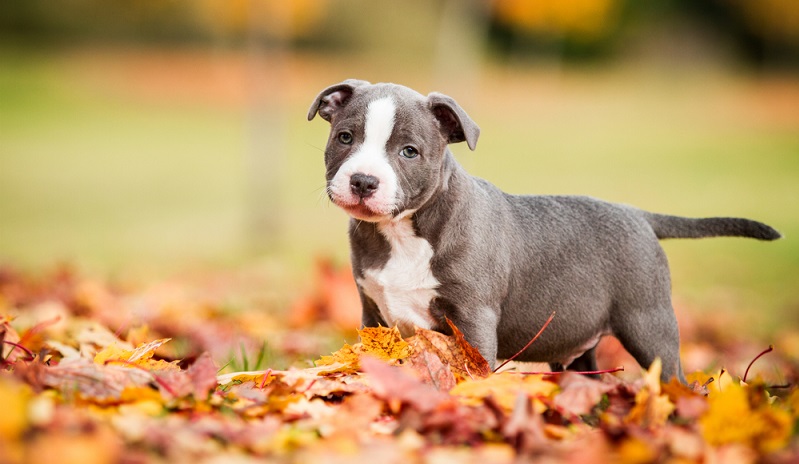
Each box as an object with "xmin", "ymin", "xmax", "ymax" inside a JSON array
[
  {"xmin": 337, "ymin": 132, "xmax": 353, "ymax": 145},
  {"xmin": 400, "ymin": 146, "xmax": 419, "ymax": 159}
]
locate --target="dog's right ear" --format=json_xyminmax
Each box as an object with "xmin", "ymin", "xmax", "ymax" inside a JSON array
[{"xmin": 307, "ymin": 79, "xmax": 370, "ymax": 122}]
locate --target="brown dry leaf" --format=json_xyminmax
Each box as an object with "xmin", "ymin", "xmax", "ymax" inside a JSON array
[
  {"xmin": 155, "ymin": 352, "xmax": 218, "ymax": 401},
  {"xmin": 409, "ymin": 323, "xmax": 491, "ymax": 382},
  {"xmin": 553, "ymin": 371, "xmax": 616, "ymax": 416},
  {"xmin": 42, "ymin": 359, "xmax": 155, "ymax": 402},
  {"xmin": 405, "ymin": 349, "xmax": 457, "ymax": 392},
  {"xmin": 662, "ymin": 377, "xmax": 708, "ymax": 420},
  {"xmin": 501, "ymin": 392, "xmax": 548, "ymax": 454}
]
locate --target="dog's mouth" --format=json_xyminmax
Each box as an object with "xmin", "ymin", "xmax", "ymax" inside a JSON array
[
  {"xmin": 337, "ymin": 201, "xmax": 389, "ymax": 222},
  {"xmin": 329, "ymin": 194, "xmax": 395, "ymax": 222}
]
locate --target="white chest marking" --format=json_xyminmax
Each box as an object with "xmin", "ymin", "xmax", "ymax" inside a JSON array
[{"xmin": 357, "ymin": 217, "xmax": 439, "ymax": 336}]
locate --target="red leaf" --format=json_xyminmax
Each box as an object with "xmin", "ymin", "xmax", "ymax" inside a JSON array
[
  {"xmin": 360, "ymin": 355, "xmax": 449, "ymax": 413},
  {"xmin": 553, "ymin": 371, "xmax": 617, "ymax": 417}
]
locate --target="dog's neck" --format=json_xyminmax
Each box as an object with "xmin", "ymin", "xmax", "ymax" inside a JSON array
[{"xmin": 405, "ymin": 150, "xmax": 473, "ymax": 240}]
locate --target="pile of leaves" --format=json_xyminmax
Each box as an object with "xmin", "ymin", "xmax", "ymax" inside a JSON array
[{"xmin": 1, "ymin": 266, "xmax": 799, "ymax": 463}]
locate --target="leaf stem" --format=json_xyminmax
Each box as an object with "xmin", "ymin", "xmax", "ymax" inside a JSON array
[
  {"xmin": 493, "ymin": 311, "xmax": 555, "ymax": 373},
  {"xmin": 743, "ymin": 345, "xmax": 773, "ymax": 383},
  {"xmin": 509, "ymin": 366, "xmax": 624, "ymax": 376},
  {"xmin": 3, "ymin": 340, "xmax": 35, "ymax": 360}
]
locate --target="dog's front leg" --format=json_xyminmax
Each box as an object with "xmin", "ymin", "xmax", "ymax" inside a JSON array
[
  {"xmin": 446, "ymin": 306, "xmax": 500, "ymax": 370},
  {"xmin": 358, "ymin": 288, "xmax": 386, "ymax": 328}
]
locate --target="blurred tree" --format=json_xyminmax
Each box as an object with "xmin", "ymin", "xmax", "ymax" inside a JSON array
[{"xmin": 488, "ymin": 0, "xmax": 623, "ymax": 59}]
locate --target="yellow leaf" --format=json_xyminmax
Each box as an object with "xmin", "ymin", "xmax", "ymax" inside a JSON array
[
  {"xmin": 94, "ymin": 339, "xmax": 176, "ymax": 371},
  {"xmin": 93, "ymin": 343, "xmax": 130, "ymax": 365},
  {"xmin": 787, "ymin": 388, "xmax": 799, "ymax": 417},
  {"xmin": 643, "ymin": 357, "xmax": 662, "ymax": 395},
  {"xmin": 617, "ymin": 436, "xmax": 656, "ymax": 464},
  {"xmin": 315, "ymin": 343, "xmax": 360, "ymax": 374},
  {"xmin": 119, "ymin": 386, "xmax": 166, "ymax": 406},
  {"xmin": 216, "ymin": 370, "xmax": 275, "ymax": 386},
  {"xmin": 700, "ymin": 382, "xmax": 792, "ymax": 452},
  {"xmin": 126, "ymin": 338, "xmax": 172, "ymax": 363},
  {"xmin": 450, "ymin": 373, "xmax": 557, "ymax": 413},
  {"xmin": 314, "ymin": 327, "xmax": 412, "ymax": 375},
  {"xmin": 358, "ymin": 326, "xmax": 411, "ymax": 361},
  {"xmin": 0, "ymin": 379, "xmax": 31, "ymax": 441},
  {"xmin": 625, "ymin": 359, "xmax": 675, "ymax": 429}
]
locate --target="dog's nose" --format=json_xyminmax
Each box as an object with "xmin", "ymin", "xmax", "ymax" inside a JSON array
[{"xmin": 350, "ymin": 173, "xmax": 380, "ymax": 199}]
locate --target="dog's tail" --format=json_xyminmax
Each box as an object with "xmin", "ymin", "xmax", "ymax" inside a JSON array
[{"xmin": 644, "ymin": 213, "xmax": 782, "ymax": 241}]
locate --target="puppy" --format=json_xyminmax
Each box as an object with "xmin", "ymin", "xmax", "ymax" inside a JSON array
[{"xmin": 308, "ymin": 79, "xmax": 781, "ymax": 382}]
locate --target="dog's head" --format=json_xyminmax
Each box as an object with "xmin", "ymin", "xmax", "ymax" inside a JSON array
[{"xmin": 308, "ymin": 80, "xmax": 480, "ymax": 222}]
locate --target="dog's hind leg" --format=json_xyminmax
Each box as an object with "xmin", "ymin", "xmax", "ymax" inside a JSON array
[{"xmin": 612, "ymin": 306, "xmax": 686, "ymax": 383}]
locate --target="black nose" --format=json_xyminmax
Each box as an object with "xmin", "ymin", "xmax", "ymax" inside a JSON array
[{"xmin": 350, "ymin": 173, "xmax": 380, "ymax": 199}]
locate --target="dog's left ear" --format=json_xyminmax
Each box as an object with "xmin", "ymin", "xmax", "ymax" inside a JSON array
[
  {"xmin": 428, "ymin": 92, "xmax": 480, "ymax": 151},
  {"xmin": 308, "ymin": 79, "xmax": 370, "ymax": 122}
]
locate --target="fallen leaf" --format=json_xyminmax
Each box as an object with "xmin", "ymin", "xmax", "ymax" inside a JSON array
[
  {"xmin": 358, "ymin": 325, "xmax": 411, "ymax": 361},
  {"xmin": 553, "ymin": 371, "xmax": 616, "ymax": 416},
  {"xmin": 94, "ymin": 338, "xmax": 177, "ymax": 371},
  {"xmin": 153, "ymin": 352, "xmax": 218, "ymax": 401},
  {"xmin": 450, "ymin": 372, "xmax": 557, "ymax": 413},
  {"xmin": 501, "ymin": 392, "xmax": 547, "ymax": 454},
  {"xmin": 0, "ymin": 378, "xmax": 31, "ymax": 441},
  {"xmin": 409, "ymin": 324, "xmax": 491, "ymax": 382},
  {"xmin": 314, "ymin": 343, "xmax": 360, "ymax": 374},
  {"xmin": 361, "ymin": 355, "xmax": 449, "ymax": 413},
  {"xmin": 625, "ymin": 359, "xmax": 675, "ymax": 429},
  {"xmin": 700, "ymin": 381, "xmax": 792, "ymax": 453},
  {"xmin": 405, "ymin": 348, "xmax": 456, "ymax": 392}
]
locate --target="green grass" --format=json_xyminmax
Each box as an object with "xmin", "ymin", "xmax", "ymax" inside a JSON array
[{"xmin": 1, "ymin": 46, "xmax": 797, "ymax": 333}]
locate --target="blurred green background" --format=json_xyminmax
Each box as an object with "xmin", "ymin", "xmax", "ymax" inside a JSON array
[{"xmin": 1, "ymin": 0, "xmax": 798, "ymax": 331}]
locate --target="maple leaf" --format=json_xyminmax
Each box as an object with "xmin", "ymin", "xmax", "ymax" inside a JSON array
[
  {"xmin": 358, "ymin": 326, "xmax": 411, "ymax": 361},
  {"xmin": 315, "ymin": 343, "xmax": 360, "ymax": 374},
  {"xmin": 624, "ymin": 359, "xmax": 675, "ymax": 429},
  {"xmin": 699, "ymin": 381, "xmax": 793, "ymax": 453},
  {"xmin": 94, "ymin": 338, "xmax": 178, "ymax": 371},
  {"xmin": 553, "ymin": 371, "xmax": 616, "ymax": 417},
  {"xmin": 450, "ymin": 372, "xmax": 557, "ymax": 413},
  {"xmin": 0, "ymin": 378, "xmax": 31, "ymax": 441},
  {"xmin": 661, "ymin": 377, "xmax": 708, "ymax": 420},
  {"xmin": 500, "ymin": 392, "xmax": 548, "ymax": 454},
  {"xmin": 409, "ymin": 323, "xmax": 491, "ymax": 382},
  {"xmin": 154, "ymin": 352, "xmax": 218, "ymax": 401},
  {"xmin": 361, "ymin": 355, "xmax": 449, "ymax": 413},
  {"xmin": 42, "ymin": 359, "xmax": 155, "ymax": 402},
  {"xmin": 314, "ymin": 326, "xmax": 413, "ymax": 374},
  {"xmin": 405, "ymin": 349, "xmax": 457, "ymax": 392}
]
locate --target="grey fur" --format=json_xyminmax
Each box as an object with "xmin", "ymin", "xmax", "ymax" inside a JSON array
[{"xmin": 309, "ymin": 80, "xmax": 781, "ymax": 383}]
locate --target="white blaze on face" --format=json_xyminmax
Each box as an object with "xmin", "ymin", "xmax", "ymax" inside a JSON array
[{"xmin": 330, "ymin": 97, "xmax": 399, "ymax": 219}]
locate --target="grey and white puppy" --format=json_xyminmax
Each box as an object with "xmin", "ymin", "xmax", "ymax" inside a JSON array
[{"xmin": 308, "ymin": 79, "xmax": 780, "ymax": 383}]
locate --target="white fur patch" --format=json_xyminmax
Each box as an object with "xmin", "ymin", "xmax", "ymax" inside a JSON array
[
  {"xmin": 329, "ymin": 97, "xmax": 399, "ymax": 218},
  {"xmin": 357, "ymin": 217, "xmax": 439, "ymax": 336}
]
